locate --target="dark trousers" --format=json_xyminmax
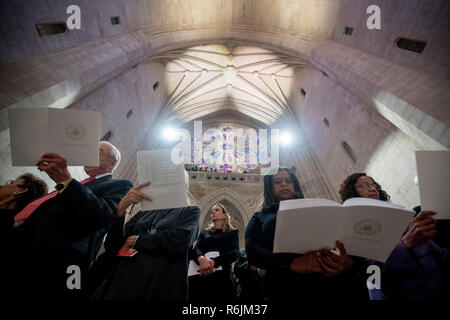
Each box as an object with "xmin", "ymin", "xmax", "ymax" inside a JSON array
[
  {"xmin": 188, "ymin": 271, "xmax": 236, "ymax": 302},
  {"xmin": 10, "ymin": 247, "xmax": 87, "ymax": 301}
]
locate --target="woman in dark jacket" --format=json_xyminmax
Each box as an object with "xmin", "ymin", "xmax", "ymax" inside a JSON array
[
  {"xmin": 339, "ymin": 172, "xmax": 450, "ymax": 300},
  {"xmin": 0, "ymin": 173, "xmax": 48, "ymax": 235},
  {"xmin": 245, "ymin": 167, "xmax": 368, "ymax": 301},
  {"xmin": 189, "ymin": 203, "xmax": 240, "ymax": 302},
  {"xmin": 1, "ymin": 173, "xmax": 48, "ymax": 297},
  {"xmin": 92, "ymin": 181, "xmax": 200, "ymax": 300}
]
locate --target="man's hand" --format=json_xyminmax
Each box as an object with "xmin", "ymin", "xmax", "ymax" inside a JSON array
[
  {"xmin": 290, "ymin": 251, "xmax": 322, "ymax": 273},
  {"xmin": 37, "ymin": 153, "xmax": 71, "ymax": 183},
  {"xmin": 116, "ymin": 181, "xmax": 153, "ymax": 217},
  {"xmin": 402, "ymin": 211, "xmax": 437, "ymax": 249},
  {"xmin": 317, "ymin": 241, "xmax": 353, "ymax": 277},
  {"xmin": 119, "ymin": 235, "xmax": 138, "ymax": 254}
]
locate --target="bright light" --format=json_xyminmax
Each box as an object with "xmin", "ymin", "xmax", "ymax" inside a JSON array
[
  {"xmin": 162, "ymin": 126, "xmax": 179, "ymax": 142},
  {"xmin": 280, "ymin": 130, "xmax": 293, "ymax": 146}
]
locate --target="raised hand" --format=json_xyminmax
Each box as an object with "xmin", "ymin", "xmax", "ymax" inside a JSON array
[
  {"xmin": 37, "ymin": 153, "xmax": 71, "ymax": 183},
  {"xmin": 116, "ymin": 181, "xmax": 153, "ymax": 217},
  {"xmin": 402, "ymin": 211, "xmax": 437, "ymax": 249},
  {"xmin": 0, "ymin": 194, "xmax": 17, "ymax": 209}
]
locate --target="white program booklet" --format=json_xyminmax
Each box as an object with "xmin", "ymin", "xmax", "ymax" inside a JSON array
[
  {"xmin": 188, "ymin": 251, "xmax": 222, "ymax": 277},
  {"xmin": 137, "ymin": 148, "xmax": 188, "ymax": 211},
  {"xmin": 8, "ymin": 108, "xmax": 100, "ymax": 166},
  {"xmin": 416, "ymin": 150, "xmax": 450, "ymax": 219},
  {"xmin": 273, "ymin": 198, "xmax": 415, "ymax": 262}
]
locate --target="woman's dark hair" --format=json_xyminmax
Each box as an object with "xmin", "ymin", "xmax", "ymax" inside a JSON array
[
  {"xmin": 339, "ymin": 172, "xmax": 390, "ymax": 202},
  {"xmin": 16, "ymin": 173, "xmax": 48, "ymax": 211},
  {"xmin": 262, "ymin": 167, "xmax": 304, "ymax": 211}
]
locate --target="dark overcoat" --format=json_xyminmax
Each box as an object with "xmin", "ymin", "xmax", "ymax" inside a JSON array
[{"xmin": 94, "ymin": 206, "xmax": 200, "ymax": 300}]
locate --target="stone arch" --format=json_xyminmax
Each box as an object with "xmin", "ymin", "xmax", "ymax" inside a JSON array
[
  {"xmin": 187, "ymin": 190, "xmax": 196, "ymax": 206},
  {"xmin": 253, "ymin": 192, "xmax": 265, "ymax": 212},
  {"xmin": 197, "ymin": 187, "xmax": 254, "ymax": 248},
  {"xmin": 198, "ymin": 187, "xmax": 253, "ymax": 225}
]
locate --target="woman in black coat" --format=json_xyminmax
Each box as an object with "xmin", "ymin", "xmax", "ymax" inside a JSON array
[
  {"xmin": 339, "ymin": 172, "xmax": 449, "ymax": 300},
  {"xmin": 92, "ymin": 181, "xmax": 200, "ymax": 300},
  {"xmin": 245, "ymin": 167, "xmax": 368, "ymax": 301},
  {"xmin": 189, "ymin": 203, "xmax": 240, "ymax": 302},
  {"xmin": 0, "ymin": 174, "xmax": 48, "ymax": 298},
  {"xmin": 0, "ymin": 173, "xmax": 48, "ymax": 235}
]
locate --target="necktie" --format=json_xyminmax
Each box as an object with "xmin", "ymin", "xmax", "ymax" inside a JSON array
[
  {"xmin": 80, "ymin": 176, "xmax": 96, "ymax": 184},
  {"xmin": 13, "ymin": 176, "xmax": 96, "ymax": 222}
]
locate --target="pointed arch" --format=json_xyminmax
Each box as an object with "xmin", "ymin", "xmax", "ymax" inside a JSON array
[{"xmin": 198, "ymin": 187, "xmax": 253, "ymax": 228}]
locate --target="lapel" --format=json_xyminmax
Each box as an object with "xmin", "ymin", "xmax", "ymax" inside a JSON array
[
  {"xmin": 152, "ymin": 208, "xmax": 178, "ymax": 230},
  {"xmin": 84, "ymin": 174, "xmax": 112, "ymax": 189}
]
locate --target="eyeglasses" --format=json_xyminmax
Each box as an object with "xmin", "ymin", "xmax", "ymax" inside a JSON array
[
  {"xmin": 5, "ymin": 179, "xmax": 25, "ymax": 188},
  {"xmin": 355, "ymin": 182, "xmax": 378, "ymax": 190}
]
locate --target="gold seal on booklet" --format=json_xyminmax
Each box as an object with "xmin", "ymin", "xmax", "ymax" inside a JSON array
[
  {"xmin": 354, "ymin": 219, "xmax": 382, "ymax": 236},
  {"xmin": 64, "ymin": 122, "xmax": 86, "ymax": 141}
]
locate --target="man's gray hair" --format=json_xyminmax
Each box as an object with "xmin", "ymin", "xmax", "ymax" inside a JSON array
[
  {"xmin": 110, "ymin": 143, "xmax": 121, "ymax": 172},
  {"xmin": 101, "ymin": 141, "xmax": 121, "ymax": 172}
]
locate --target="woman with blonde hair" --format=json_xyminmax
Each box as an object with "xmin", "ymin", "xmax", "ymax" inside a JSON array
[
  {"xmin": 206, "ymin": 204, "xmax": 236, "ymax": 232},
  {"xmin": 189, "ymin": 203, "xmax": 240, "ymax": 302}
]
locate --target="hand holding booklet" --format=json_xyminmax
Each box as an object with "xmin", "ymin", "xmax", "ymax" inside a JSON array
[
  {"xmin": 188, "ymin": 251, "xmax": 222, "ymax": 277},
  {"xmin": 8, "ymin": 108, "xmax": 100, "ymax": 166},
  {"xmin": 137, "ymin": 148, "xmax": 188, "ymax": 211},
  {"xmin": 273, "ymin": 198, "xmax": 415, "ymax": 262}
]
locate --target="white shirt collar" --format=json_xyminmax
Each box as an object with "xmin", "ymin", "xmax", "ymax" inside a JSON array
[{"xmin": 95, "ymin": 173, "xmax": 112, "ymax": 180}]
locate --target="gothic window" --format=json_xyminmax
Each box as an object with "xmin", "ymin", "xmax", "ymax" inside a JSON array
[
  {"xmin": 111, "ymin": 17, "xmax": 121, "ymax": 25},
  {"xmin": 342, "ymin": 141, "xmax": 358, "ymax": 163},
  {"xmin": 35, "ymin": 23, "xmax": 67, "ymax": 37},
  {"xmin": 344, "ymin": 26, "xmax": 354, "ymax": 36},
  {"xmin": 396, "ymin": 38, "xmax": 427, "ymax": 54}
]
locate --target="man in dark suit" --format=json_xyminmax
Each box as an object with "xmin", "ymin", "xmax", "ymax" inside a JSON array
[{"xmin": 9, "ymin": 141, "xmax": 132, "ymax": 300}]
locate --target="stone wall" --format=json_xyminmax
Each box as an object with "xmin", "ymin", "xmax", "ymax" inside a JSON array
[
  {"xmin": 0, "ymin": 61, "xmax": 167, "ymax": 186},
  {"xmin": 333, "ymin": 0, "xmax": 450, "ymax": 79},
  {"xmin": 290, "ymin": 67, "xmax": 422, "ymax": 209},
  {"xmin": 0, "ymin": 0, "xmax": 131, "ymax": 63},
  {"xmin": 0, "ymin": 0, "xmax": 342, "ymax": 63}
]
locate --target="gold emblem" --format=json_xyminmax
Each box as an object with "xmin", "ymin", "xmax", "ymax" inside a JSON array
[
  {"xmin": 354, "ymin": 219, "xmax": 382, "ymax": 236},
  {"xmin": 64, "ymin": 123, "xmax": 86, "ymax": 141}
]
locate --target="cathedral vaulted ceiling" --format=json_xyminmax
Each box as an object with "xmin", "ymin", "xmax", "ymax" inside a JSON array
[{"xmin": 151, "ymin": 44, "xmax": 312, "ymax": 125}]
